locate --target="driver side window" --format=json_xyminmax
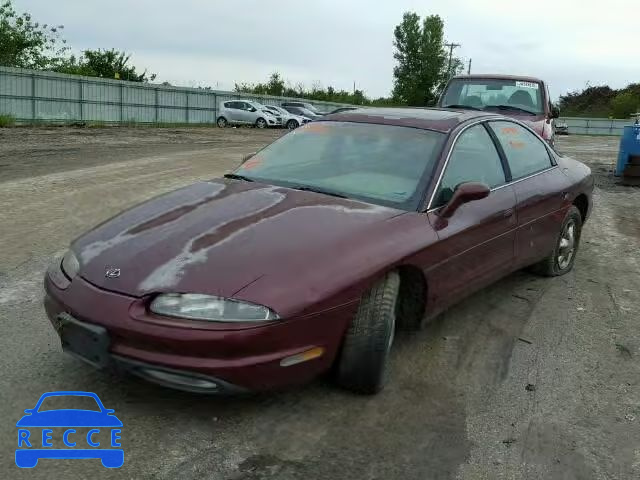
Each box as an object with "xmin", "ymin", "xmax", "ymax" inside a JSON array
[{"xmin": 434, "ymin": 124, "xmax": 506, "ymax": 207}]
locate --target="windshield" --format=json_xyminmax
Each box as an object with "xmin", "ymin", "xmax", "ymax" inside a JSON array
[
  {"xmin": 441, "ymin": 78, "xmax": 543, "ymax": 115},
  {"xmin": 302, "ymin": 104, "xmax": 321, "ymax": 114},
  {"xmin": 234, "ymin": 121, "xmax": 444, "ymax": 210}
]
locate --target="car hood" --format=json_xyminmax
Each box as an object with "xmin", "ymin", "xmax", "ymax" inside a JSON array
[
  {"xmin": 73, "ymin": 180, "xmax": 405, "ymax": 299},
  {"xmin": 16, "ymin": 410, "xmax": 123, "ymax": 427}
]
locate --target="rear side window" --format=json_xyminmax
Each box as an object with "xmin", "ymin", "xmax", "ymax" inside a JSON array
[
  {"xmin": 489, "ymin": 121, "xmax": 552, "ymax": 179},
  {"xmin": 434, "ymin": 124, "xmax": 505, "ymax": 206}
]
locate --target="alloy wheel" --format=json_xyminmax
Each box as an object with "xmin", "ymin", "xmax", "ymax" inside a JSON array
[{"xmin": 557, "ymin": 219, "xmax": 576, "ymax": 270}]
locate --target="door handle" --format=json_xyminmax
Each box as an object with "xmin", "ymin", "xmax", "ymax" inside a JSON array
[{"xmin": 503, "ymin": 208, "xmax": 515, "ymax": 218}]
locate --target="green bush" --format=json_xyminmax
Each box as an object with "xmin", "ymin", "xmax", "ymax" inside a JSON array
[
  {"xmin": 611, "ymin": 91, "xmax": 640, "ymax": 119},
  {"xmin": 0, "ymin": 114, "xmax": 16, "ymax": 127}
]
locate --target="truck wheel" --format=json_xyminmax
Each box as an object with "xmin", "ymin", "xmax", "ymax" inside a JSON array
[
  {"xmin": 532, "ymin": 205, "xmax": 582, "ymax": 276},
  {"xmin": 336, "ymin": 271, "xmax": 400, "ymax": 394}
]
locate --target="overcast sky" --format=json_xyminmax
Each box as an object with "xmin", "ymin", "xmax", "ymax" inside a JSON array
[{"xmin": 15, "ymin": 0, "xmax": 640, "ymax": 100}]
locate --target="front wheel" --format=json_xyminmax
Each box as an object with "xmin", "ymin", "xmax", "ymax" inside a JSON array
[
  {"xmin": 532, "ymin": 205, "xmax": 582, "ymax": 276},
  {"xmin": 336, "ymin": 272, "xmax": 400, "ymax": 394},
  {"xmin": 286, "ymin": 119, "xmax": 299, "ymax": 130},
  {"xmin": 255, "ymin": 118, "xmax": 267, "ymax": 129}
]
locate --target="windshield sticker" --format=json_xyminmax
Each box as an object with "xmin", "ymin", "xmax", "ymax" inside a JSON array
[
  {"xmin": 304, "ymin": 123, "xmax": 330, "ymax": 134},
  {"xmin": 240, "ymin": 157, "xmax": 263, "ymax": 170},
  {"xmin": 508, "ymin": 140, "xmax": 526, "ymax": 149},
  {"xmin": 515, "ymin": 81, "xmax": 539, "ymax": 89},
  {"xmin": 501, "ymin": 127, "xmax": 519, "ymax": 135}
]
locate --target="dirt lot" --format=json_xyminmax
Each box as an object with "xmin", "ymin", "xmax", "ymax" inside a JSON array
[{"xmin": 0, "ymin": 127, "xmax": 638, "ymax": 480}]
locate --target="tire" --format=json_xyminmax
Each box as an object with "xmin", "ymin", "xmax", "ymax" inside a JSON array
[
  {"xmin": 286, "ymin": 119, "xmax": 299, "ymax": 130},
  {"xmin": 255, "ymin": 118, "xmax": 267, "ymax": 129},
  {"xmin": 336, "ymin": 271, "xmax": 400, "ymax": 394},
  {"xmin": 217, "ymin": 117, "xmax": 227, "ymax": 128},
  {"xmin": 531, "ymin": 205, "xmax": 582, "ymax": 276}
]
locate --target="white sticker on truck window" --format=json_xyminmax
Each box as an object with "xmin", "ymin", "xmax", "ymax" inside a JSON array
[{"xmin": 515, "ymin": 81, "xmax": 539, "ymax": 89}]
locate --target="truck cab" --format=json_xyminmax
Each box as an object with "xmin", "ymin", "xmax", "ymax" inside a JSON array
[{"xmin": 438, "ymin": 74, "xmax": 559, "ymax": 145}]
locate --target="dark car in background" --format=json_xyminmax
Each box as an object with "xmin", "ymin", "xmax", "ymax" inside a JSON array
[
  {"xmin": 439, "ymin": 74, "xmax": 560, "ymax": 145},
  {"xmin": 44, "ymin": 108, "xmax": 592, "ymax": 395},
  {"xmin": 281, "ymin": 105, "xmax": 323, "ymax": 120},
  {"xmin": 328, "ymin": 107, "xmax": 359, "ymax": 115},
  {"xmin": 281, "ymin": 101, "xmax": 325, "ymax": 116}
]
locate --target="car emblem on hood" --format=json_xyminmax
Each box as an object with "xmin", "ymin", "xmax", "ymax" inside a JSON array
[{"xmin": 105, "ymin": 267, "xmax": 121, "ymax": 278}]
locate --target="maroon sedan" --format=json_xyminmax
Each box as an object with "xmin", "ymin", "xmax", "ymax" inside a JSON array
[{"xmin": 44, "ymin": 108, "xmax": 593, "ymax": 395}]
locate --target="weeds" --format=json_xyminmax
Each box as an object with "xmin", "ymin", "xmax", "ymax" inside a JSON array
[{"xmin": 0, "ymin": 114, "xmax": 16, "ymax": 127}]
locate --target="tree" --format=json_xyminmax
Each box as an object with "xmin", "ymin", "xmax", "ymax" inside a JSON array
[
  {"xmin": 392, "ymin": 12, "xmax": 448, "ymax": 106},
  {"xmin": 266, "ymin": 72, "xmax": 285, "ymax": 96},
  {"xmin": 0, "ymin": 0, "xmax": 68, "ymax": 69},
  {"xmin": 57, "ymin": 49, "xmax": 155, "ymax": 82},
  {"xmin": 611, "ymin": 91, "xmax": 640, "ymax": 119}
]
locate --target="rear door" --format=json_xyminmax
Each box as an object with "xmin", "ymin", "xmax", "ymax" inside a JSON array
[
  {"xmin": 487, "ymin": 120, "xmax": 571, "ymax": 267},
  {"xmin": 425, "ymin": 123, "xmax": 517, "ymax": 312}
]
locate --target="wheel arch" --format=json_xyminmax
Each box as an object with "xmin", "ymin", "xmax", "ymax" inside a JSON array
[
  {"xmin": 573, "ymin": 193, "xmax": 589, "ymax": 223},
  {"xmin": 395, "ymin": 264, "xmax": 428, "ymax": 330}
]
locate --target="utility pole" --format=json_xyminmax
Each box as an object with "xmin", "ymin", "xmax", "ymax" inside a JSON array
[
  {"xmin": 444, "ymin": 42, "xmax": 461, "ymax": 78},
  {"xmin": 467, "ymin": 58, "xmax": 472, "ymax": 75}
]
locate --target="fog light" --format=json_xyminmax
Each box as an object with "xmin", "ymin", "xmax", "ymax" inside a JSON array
[
  {"xmin": 142, "ymin": 369, "xmax": 218, "ymax": 390},
  {"xmin": 280, "ymin": 347, "xmax": 325, "ymax": 367}
]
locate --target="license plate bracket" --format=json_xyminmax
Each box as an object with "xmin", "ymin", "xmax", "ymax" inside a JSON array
[{"xmin": 57, "ymin": 313, "xmax": 111, "ymax": 368}]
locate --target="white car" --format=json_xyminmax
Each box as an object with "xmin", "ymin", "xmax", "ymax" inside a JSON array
[
  {"xmin": 217, "ymin": 101, "xmax": 279, "ymax": 128},
  {"xmin": 263, "ymin": 105, "xmax": 311, "ymax": 129}
]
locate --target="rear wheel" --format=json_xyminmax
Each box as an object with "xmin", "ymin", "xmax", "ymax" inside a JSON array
[
  {"xmin": 336, "ymin": 272, "xmax": 400, "ymax": 394},
  {"xmin": 532, "ymin": 205, "xmax": 582, "ymax": 276},
  {"xmin": 286, "ymin": 119, "xmax": 299, "ymax": 130},
  {"xmin": 255, "ymin": 118, "xmax": 267, "ymax": 129},
  {"xmin": 217, "ymin": 117, "xmax": 227, "ymax": 128}
]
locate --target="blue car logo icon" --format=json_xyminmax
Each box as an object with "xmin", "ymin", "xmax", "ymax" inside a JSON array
[{"xmin": 16, "ymin": 391, "xmax": 123, "ymax": 468}]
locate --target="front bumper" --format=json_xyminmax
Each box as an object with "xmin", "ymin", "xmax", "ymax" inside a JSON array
[{"xmin": 44, "ymin": 269, "xmax": 354, "ymax": 393}]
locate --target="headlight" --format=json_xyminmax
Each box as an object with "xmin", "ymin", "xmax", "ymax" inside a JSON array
[
  {"xmin": 150, "ymin": 294, "xmax": 279, "ymax": 322},
  {"xmin": 61, "ymin": 250, "xmax": 80, "ymax": 280}
]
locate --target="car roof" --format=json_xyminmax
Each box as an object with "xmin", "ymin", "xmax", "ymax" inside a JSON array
[
  {"xmin": 450, "ymin": 73, "xmax": 544, "ymax": 83},
  {"xmin": 322, "ymin": 107, "xmax": 497, "ymax": 133}
]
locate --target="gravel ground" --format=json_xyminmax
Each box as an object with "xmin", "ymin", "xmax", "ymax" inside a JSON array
[{"xmin": 0, "ymin": 128, "xmax": 638, "ymax": 480}]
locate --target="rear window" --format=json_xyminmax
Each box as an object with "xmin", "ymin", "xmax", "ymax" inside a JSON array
[
  {"xmin": 235, "ymin": 122, "xmax": 445, "ymax": 210},
  {"xmin": 441, "ymin": 78, "xmax": 543, "ymax": 115}
]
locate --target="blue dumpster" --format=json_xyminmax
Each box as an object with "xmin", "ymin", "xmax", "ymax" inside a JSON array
[{"xmin": 616, "ymin": 122, "xmax": 640, "ymax": 178}]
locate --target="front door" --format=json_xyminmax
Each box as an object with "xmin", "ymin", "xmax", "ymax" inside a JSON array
[{"xmin": 423, "ymin": 123, "xmax": 517, "ymax": 314}]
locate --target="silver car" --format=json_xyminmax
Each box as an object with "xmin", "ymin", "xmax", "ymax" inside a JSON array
[
  {"xmin": 263, "ymin": 105, "xmax": 311, "ymax": 129},
  {"xmin": 217, "ymin": 101, "xmax": 279, "ymax": 128}
]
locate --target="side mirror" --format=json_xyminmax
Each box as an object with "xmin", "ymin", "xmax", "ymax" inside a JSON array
[
  {"xmin": 241, "ymin": 152, "xmax": 256, "ymax": 163},
  {"xmin": 438, "ymin": 182, "xmax": 490, "ymax": 219},
  {"xmin": 551, "ymin": 106, "xmax": 560, "ymax": 119},
  {"xmin": 249, "ymin": 107, "xmax": 257, "ymax": 112},
  {"xmin": 24, "ymin": 409, "xmax": 33, "ymax": 414}
]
